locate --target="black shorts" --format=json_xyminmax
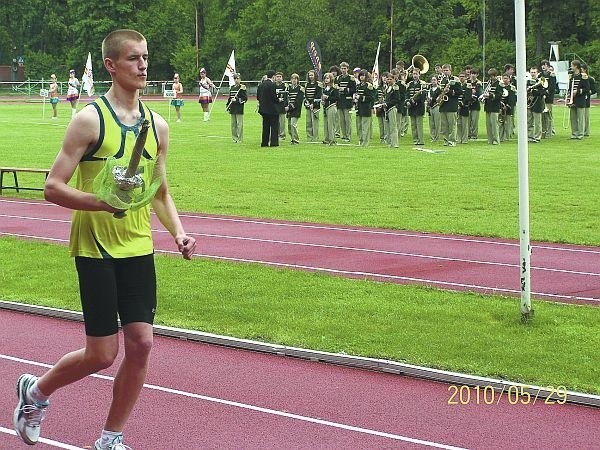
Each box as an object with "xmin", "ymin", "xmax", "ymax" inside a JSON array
[{"xmin": 75, "ymin": 254, "xmax": 157, "ymax": 337}]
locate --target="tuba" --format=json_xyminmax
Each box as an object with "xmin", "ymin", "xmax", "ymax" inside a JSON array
[{"xmin": 406, "ymin": 54, "xmax": 429, "ymax": 77}]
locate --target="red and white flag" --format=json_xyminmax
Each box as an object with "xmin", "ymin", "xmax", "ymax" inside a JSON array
[
  {"xmin": 223, "ymin": 50, "xmax": 236, "ymax": 86},
  {"xmin": 82, "ymin": 52, "xmax": 94, "ymax": 96},
  {"xmin": 371, "ymin": 42, "xmax": 381, "ymax": 88}
]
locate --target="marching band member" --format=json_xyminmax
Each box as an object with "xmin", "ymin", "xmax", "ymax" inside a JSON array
[
  {"xmin": 457, "ymin": 72, "xmax": 470, "ymax": 144},
  {"xmin": 439, "ymin": 64, "xmax": 460, "ymax": 147},
  {"xmin": 375, "ymin": 73, "xmax": 388, "ymax": 143},
  {"xmin": 329, "ymin": 65, "xmax": 341, "ymax": 138},
  {"xmin": 499, "ymin": 73, "xmax": 517, "ymax": 142},
  {"xmin": 467, "ymin": 68, "xmax": 483, "ymax": 140},
  {"xmin": 406, "ymin": 68, "xmax": 427, "ymax": 145},
  {"xmin": 526, "ymin": 66, "xmax": 546, "ymax": 143},
  {"xmin": 540, "ymin": 60, "xmax": 557, "ymax": 139},
  {"xmin": 226, "ymin": 73, "xmax": 247, "ymax": 143},
  {"xmin": 427, "ymin": 75, "xmax": 442, "ymax": 141},
  {"xmin": 434, "ymin": 64, "xmax": 444, "ymax": 82},
  {"xmin": 383, "ymin": 71, "xmax": 400, "ymax": 148},
  {"xmin": 321, "ymin": 72, "xmax": 339, "ymax": 145},
  {"xmin": 355, "ymin": 70, "xmax": 375, "ymax": 147},
  {"xmin": 274, "ymin": 72, "xmax": 288, "ymax": 139},
  {"xmin": 567, "ymin": 60, "xmax": 589, "ymax": 140},
  {"xmin": 482, "ymin": 68, "xmax": 502, "ymax": 145},
  {"xmin": 304, "ymin": 69, "xmax": 322, "ymax": 142},
  {"xmin": 391, "ymin": 69, "xmax": 408, "ymax": 138},
  {"xmin": 286, "ymin": 73, "xmax": 304, "ymax": 145},
  {"xmin": 581, "ymin": 63, "xmax": 596, "ymax": 137},
  {"xmin": 336, "ymin": 62, "xmax": 356, "ymax": 142}
]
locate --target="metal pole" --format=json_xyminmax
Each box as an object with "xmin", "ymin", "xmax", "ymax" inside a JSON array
[
  {"xmin": 482, "ymin": 0, "xmax": 486, "ymax": 80},
  {"xmin": 195, "ymin": 6, "xmax": 199, "ymax": 70},
  {"xmin": 514, "ymin": 0, "xmax": 532, "ymax": 320},
  {"xmin": 390, "ymin": 2, "xmax": 393, "ymax": 72}
]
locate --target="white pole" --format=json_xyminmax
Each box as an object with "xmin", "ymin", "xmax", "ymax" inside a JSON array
[
  {"xmin": 482, "ymin": 0, "xmax": 486, "ymax": 81},
  {"xmin": 514, "ymin": 0, "xmax": 532, "ymax": 320},
  {"xmin": 208, "ymin": 72, "xmax": 227, "ymax": 119}
]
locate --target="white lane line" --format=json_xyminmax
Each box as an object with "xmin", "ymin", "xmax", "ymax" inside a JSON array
[
  {"xmin": 158, "ymin": 248, "xmax": 600, "ymax": 303},
  {"xmin": 0, "ymin": 354, "xmax": 467, "ymax": 450},
  {"xmin": 2, "ymin": 215, "xmax": 598, "ymax": 277},
  {"xmin": 2, "ymin": 231, "xmax": 599, "ymax": 303},
  {"xmin": 0, "ymin": 426, "xmax": 85, "ymax": 449},
  {"xmin": 2, "ymin": 198, "xmax": 599, "ymax": 255}
]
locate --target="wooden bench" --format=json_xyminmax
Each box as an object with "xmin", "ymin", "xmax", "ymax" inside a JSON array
[{"xmin": 0, "ymin": 167, "xmax": 50, "ymax": 194}]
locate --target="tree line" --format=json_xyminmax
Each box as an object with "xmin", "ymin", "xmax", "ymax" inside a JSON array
[{"xmin": 1, "ymin": 0, "xmax": 599, "ymax": 88}]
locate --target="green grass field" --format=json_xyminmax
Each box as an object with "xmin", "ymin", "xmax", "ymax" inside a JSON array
[{"xmin": 1, "ymin": 99, "xmax": 599, "ymax": 394}]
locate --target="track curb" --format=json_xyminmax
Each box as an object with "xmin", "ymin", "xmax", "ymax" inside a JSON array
[{"xmin": 1, "ymin": 300, "xmax": 598, "ymax": 408}]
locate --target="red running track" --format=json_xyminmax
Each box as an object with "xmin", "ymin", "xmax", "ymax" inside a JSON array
[
  {"xmin": 1, "ymin": 309, "xmax": 599, "ymax": 449},
  {"xmin": 1, "ymin": 198, "xmax": 599, "ymax": 305}
]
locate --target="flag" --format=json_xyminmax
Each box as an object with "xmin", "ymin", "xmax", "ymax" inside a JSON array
[
  {"xmin": 306, "ymin": 39, "xmax": 323, "ymax": 81},
  {"xmin": 82, "ymin": 52, "xmax": 94, "ymax": 96},
  {"xmin": 371, "ymin": 42, "xmax": 381, "ymax": 88},
  {"xmin": 224, "ymin": 50, "xmax": 236, "ymax": 86}
]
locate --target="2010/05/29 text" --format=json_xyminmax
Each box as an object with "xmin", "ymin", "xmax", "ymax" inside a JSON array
[{"xmin": 447, "ymin": 384, "xmax": 568, "ymax": 406}]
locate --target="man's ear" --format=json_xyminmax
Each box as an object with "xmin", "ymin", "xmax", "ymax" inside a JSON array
[{"xmin": 104, "ymin": 58, "xmax": 116, "ymax": 75}]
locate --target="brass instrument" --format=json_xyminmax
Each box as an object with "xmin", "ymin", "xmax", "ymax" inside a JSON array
[
  {"xmin": 405, "ymin": 54, "xmax": 429, "ymax": 77},
  {"xmin": 526, "ymin": 76, "xmax": 548, "ymax": 109},
  {"xmin": 405, "ymin": 82, "xmax": 429, "ymax": 108},
  {"xmin": 433, "ymin": 76, "xmax": 454, "ymax": 107},
  {"xmin": 565, "ymin": 75, "xmax": 578, "ymax": 107},
  {"xmin": 478, "ymin": 81, "xmax": 491, "ymax": 102}
]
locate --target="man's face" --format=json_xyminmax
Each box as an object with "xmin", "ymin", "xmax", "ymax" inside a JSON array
[
  {"xmin": 459, "ymin": 74, "xmax": 466, "ymax": 83},
  {"xmin": 530, "ymin": 68, "xmax": 538, "ymax": 79},
  {"xmin": 109, "ymin": 39, "xmax": 148, "ymax": 90},
  {"xmin": 275, "ymin": 74, "xmax": 282, "ymax": 83},
  {"xmin": 430, "ymin": 77, "xmax": 438, "ymax": 86},
  {"xmin": 443, "ymin": 67, "xmax": 451, "ymax": 77},
  {"xmin": 502, "ymin": 75, "xmax": 510, "ymax": 86},
  {"xmin": 341, "ymin": 66, "xmax": 348, "ymax": 75}
]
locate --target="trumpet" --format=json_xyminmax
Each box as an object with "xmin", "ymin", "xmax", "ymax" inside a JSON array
[
  {"xmin": 527, "ymin": 76, "xmax": 548, "ymax": 91},
  {"xmin": 478, "ymin": 81, "xmax": 491, "ymax": 102}
]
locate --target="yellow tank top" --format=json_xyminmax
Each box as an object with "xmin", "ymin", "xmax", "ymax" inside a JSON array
[{"xmin": 69, "ymin": 96, "xmax": 159, "ymax": 258}]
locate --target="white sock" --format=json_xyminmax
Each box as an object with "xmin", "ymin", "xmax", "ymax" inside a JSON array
[
  {"xmin": 100, "ymin": 430, "xmax": 123, "ymax": 447},
  {"xmin": 71, "ymin": 108, "xmax": 77, "ymax": 117},
  {"xmin": 28, "ymin": 381, "xmax": 50, "ymax": 404}
]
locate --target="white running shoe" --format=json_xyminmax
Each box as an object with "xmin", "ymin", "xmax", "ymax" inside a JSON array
[
  {"xmin": 94, "ymin": 436, "xmax": 132, "ymax": 450},
  {"xmin": 14, "ymin": 374, "xmax": 49, "ymax": 445}
]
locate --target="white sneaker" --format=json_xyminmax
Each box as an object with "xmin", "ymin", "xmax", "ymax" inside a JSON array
[
  {"xmin": 94, "ymin": 436, "xmax": 132, "ymax": 449},
  {"xmin": 14, "ymin": 374, "xmax": 49, "ymax": 445}
]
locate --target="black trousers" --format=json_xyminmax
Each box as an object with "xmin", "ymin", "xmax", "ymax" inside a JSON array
[{"xmin": 260, "ymin": 113, "xmax": 279, "ymax": 146}]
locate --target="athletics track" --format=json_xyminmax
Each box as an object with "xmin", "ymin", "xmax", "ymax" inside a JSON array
[
  {"xmin": 0, "ymin": 198, "xmax": 599, "ymax": 306},
  {"xmin": 1, "ymin": 197, "xmax": 599, "ymax": 448},
  {"xmin": 1, "ymin": 309, "xmax": 599, "ymax": 449}
]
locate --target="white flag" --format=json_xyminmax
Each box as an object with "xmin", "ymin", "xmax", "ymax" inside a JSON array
[
  {"xmin": 223, "ymin": 50, "xmax": 236, "ymax": 86},
  {"xmin": 372, "ymin": 42, "xmax": 381, "ymax": 88},
  {"xmin": 82, "ymin": 52, "xmax": 94, "ymax": 96}
]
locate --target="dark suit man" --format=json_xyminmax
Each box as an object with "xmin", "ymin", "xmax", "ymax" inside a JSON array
[{"xmin": 257, "ymin": 70, "xmax": 280, "ymax": 147}]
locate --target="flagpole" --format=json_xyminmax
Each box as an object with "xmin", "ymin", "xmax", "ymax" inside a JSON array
[
  {"xmin": 389, "ymin": 3, "xmax": 394, "ymax": 71},
  {"xmin": 208, "ymin": 50, "xmax": 235, "ymax": 119},
  {"xmin": 208, "ymin": 73, "xmax": 227, "ymax": 119}
]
